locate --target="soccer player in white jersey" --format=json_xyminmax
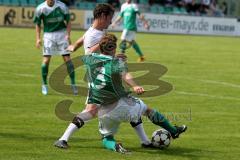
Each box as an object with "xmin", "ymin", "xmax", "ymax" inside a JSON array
[
  {"xmin": 54, "ymin": 3, "xmax": 152, "ymax": 149},
  {"xmin": 111, "ymin": 0, "xmax": 149, "ymax": 62},
  {"xmin": 83, "ymin": 34, "xmax": 187, "ymax": 153},
  {"xmin": 34, "ymin": 0, "xmax": 77, "ymax": 95}
]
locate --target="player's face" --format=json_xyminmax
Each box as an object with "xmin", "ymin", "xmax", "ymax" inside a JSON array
[
  {"xmin": 46, "ymin": 0, "xmax": 55, "ymax": 7},
  {"xmin": 102, "ymin": 14, "xmax": 114, "ymax": 29}
]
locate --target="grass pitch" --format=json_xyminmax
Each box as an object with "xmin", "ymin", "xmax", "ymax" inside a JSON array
[{"xmin": 0, "ymin": 27, "xmax": 240, "ymax": 160}]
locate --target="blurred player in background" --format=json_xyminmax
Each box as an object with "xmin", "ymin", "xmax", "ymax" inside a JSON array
[
  {"xmin": 54, "ymin": 3, "xmax": 152, "ymax": 149},
  {"xmin": 111, "ymin": 0, "xmax": 150, "ymax": 62},
  {"xmin": 34, "ymin": 0, "xmax": 77, "ymax": 95},
  {"xmin": 82, "ymin": 34, "xmax": 187, "ymax": 153}
]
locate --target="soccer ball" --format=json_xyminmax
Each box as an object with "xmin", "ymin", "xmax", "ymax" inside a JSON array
[{"xmin": 151, "ymin": 129, "xmax": 171, "ymax": 149}]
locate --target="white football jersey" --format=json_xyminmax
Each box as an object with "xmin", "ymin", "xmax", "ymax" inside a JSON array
[
  {"xmin": 83, "ymin": 26, "xmax": 107, "ymax": 55},
  {"xmin": 120, "ymin": 2, "xmax": 139, "ymax": 13}
]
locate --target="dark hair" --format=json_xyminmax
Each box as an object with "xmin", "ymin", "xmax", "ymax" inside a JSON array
[
  {"xmin": 99, "ymin": 34, "xmax": 117, "ymax": 54},
  {"xmin": 93, "ymin": 3, "xmax": 115, "ymax": 20}
]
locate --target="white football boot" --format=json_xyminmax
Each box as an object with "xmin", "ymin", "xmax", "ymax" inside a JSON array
[{"xmin": 42, "ymin": 84, "xmax": 48, "ymax": 95}]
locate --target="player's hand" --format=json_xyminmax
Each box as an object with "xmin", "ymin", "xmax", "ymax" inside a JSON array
[
  {"xmin": 67, "ymin": 45, "xmax": 75, "ymax": 52},
  {"xmin": 144, "ymin": 22, "xmax": 150, "ymax": 30},
  {"xmin": 36, "ymin": 39, "xmax": 41, "ymax": 49},
  {"xmin": 133, "ymin": 86, "xmax": 145, "ymax": 95},
  {"xmin": 116, "ymin": 53, "xmax": 127, "ymax": 61}
]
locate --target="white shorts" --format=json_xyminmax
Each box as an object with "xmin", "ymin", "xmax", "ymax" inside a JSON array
[
  {"xmin": 43, "ymin": 30, "xmax": 70, "ymax": 56},
  {"xmin": 98, "ymin": 96, "xmax": 147, "ymax": 137},
  {"xmin": 121, "ymin": 29, "xmax": 136, "ymax": 42}
]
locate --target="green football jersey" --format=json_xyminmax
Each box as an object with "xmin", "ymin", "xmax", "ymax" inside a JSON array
[
  {"xmin": 82, "ymin": 53, "xmax": 130, "ymax": 105},
  {"xmin": 119, "ymin": 3, "xmax": 140, "ymax": 31},
  {"xmin": 33, "ymin": 0, "xmax": 70, "ymax": 32}
]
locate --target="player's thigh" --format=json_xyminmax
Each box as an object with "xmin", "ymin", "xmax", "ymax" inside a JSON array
[
  {"xmin": 121, "ymin": 30, "xmax": 136, "ymax": 42},
  {"xmin": 56, "ymin": 32, "xmax": 69, "ymax": 55},
  {"xmin": 99, "ymin": 116, "xmax": 120, "ymax": 137},
  {"xmin": 129, "ymin": 97, "xmax": 148, "ymax": 119},
  {"xmin": 82, "ymin": 104, "xmax": 98, "ymax": 116},
  {"xmin": 43, "ymin": 35, "xmax": 56, "ymax": 56},
  {"xmin": 119, "ymin": 97, "xmax": 148, "ymax": 122},
  {"xmin": 100, "ymin": 97, "xmax": 147, "ymax": 122}
]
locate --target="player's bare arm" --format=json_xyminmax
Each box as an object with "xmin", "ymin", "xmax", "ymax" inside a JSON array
[
  {"xmin": 111, "ymin": 16, "xmax": 122, "ymax": 28},
  {"xmin": 67, "ymin": 36, "xmax": 102, "ymax": 54},
  {"xmin": 35, "ymin": 25, "xmax": 41, "ymax": 49},
  {"xmin": 67, "ymin": 36, "xmax": 84, "ymax": 52},
  {"xmin": 138, "ymin": 14, "xmax": 150, "ymax": 30},
  {"xmin": 122, "ymin": 72, "xmax": 145, "ymax": 95},
  {"xmin": 89, "ymin": 44, "xmax": 100, "ymax": 53}
]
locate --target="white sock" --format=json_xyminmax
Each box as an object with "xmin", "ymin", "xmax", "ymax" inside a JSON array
[
  {"xmin": 133, "ymin": 123, "xmax": 151, "ymax": 145},
  {"xmin": 59, "ymin": 123, "xmax": 78, "ymax": 142},
  {"xmin": 58, "ymin": 111, "xmax": 95, "ymax": 142}
]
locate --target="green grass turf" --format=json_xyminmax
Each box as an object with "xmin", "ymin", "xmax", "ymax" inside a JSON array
[{"xmin": 0, "ymin": 27, "xmax": 240, "ymax": 160}]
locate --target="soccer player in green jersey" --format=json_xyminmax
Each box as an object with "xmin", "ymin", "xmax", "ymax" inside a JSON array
[
  {"xmin": 82, "ymin": 34, "xmax": 187, "ymax": 153},
  {"xmin": 34, "ymin": 0, "xmax": 77, "ymax": 95},
  {"xmin": 54, "ymin": 4, "xmax": 151, "ymax": 149},
  {"xmin": 111, "ymin": 0, "xmax": 150, "ymax": 62}
]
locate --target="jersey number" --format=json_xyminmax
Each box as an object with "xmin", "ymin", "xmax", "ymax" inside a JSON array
[{"xmin": 91, "ymin": 67, "xmax": 106, "ymax": 89}]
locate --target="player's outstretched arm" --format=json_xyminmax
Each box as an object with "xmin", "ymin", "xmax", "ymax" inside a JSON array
[
  {"xmin": 122, "ymin": 72, "xmax": 145, "ymax": 95},
  {"xmin": 111, "ymin": 16, "xmax": 122, "ymax": 28},
  {"xmin": 67, "ymin": 36, "xmax": 84, "ymax": 52},
  {"xmin": 89, "ymin": 44, "xmax": 100, "ymax": 53},
  {"xmin": 35, "ymin": 25, "xmax": 41, "ymax": 49},
  {"xmin": 139, "ymin": 14, "xmax": 150, "ymax": 30}
]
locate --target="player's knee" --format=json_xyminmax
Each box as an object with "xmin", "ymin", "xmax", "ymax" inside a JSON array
[
  {"xmin": 42, "ymin": 56, "xmax": 51, "ymax": 64},
  {"xmin": 89, "ymin": 109, "xmax": 97, "ymax": 117},
  {"xmin": 62, "ymin": 54, "xmax": 71, "ymax": 62},
  {"xmin": 85, "ymin": 104, "xmax": 98, "ymax": 117},
  {"xmin": 130, "ymin": 118, "xmax": 142, "ymax": 127},
  {"xmin": 145, "ymin": 108, "xmax": 153, "ymax": 116},
  {"xmin": 72, "ymin": 116, "xmax": 84, "ymax": 128}
]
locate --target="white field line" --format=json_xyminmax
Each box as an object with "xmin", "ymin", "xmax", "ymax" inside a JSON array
[
  {"xmin": 175, "ymin": 91, "xmax": 240, "ymax": 101},
  {"xmin": 165, "ymin": 75, "xmax": 240, "ymax": 100},
  {"xmin": 0, "ymin": 71, "xmax": 37, "ymax": 78},
  {"xmin": 165, "ymin": 75, "xmax": 240, "ymax": 89}
]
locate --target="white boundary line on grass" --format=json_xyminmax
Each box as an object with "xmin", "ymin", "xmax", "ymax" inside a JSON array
[
  {"xmin": 175, "ymin": 91, "xmax": 240, "ymax": 101},
  {"xmin": 165, "ymin": 75, "xmax": 240, "ymax": 89},
  {"xmin": 0, "ymin": 71, "xmax": 37, "ymax": 78},
  {"xmin": 165, "ymin": 75, "xmax": 240, "ymax": 101}
]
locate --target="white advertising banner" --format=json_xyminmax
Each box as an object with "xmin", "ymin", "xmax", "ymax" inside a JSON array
[{"xmin": 83, "ymin": 10, "xmax": 240, "ymax": 36}]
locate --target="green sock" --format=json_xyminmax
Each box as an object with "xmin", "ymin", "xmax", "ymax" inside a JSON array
[
  {"xmin": 132, "ymin": 42, "xmax": 143, "ymax": 57},
  {"xmin": 119, "ymin": 40, "xmax": 127, "ymax": 53},
  {"xmin": 102, "ymin": 136, "xmax": 116, "ymax": 151},
  {"xmin": 41, "ymin": 63, "xmax": 48, "ymax": 85},
  {"xmin": 148, "ymin": 110, "xmax": 177, "ymax": 134},
  {"xmin": 66, "ymin": 61, "xmax": 75, "ymax": 85}
]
